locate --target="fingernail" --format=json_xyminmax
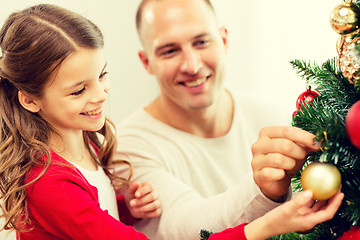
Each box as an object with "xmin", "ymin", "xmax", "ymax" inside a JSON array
[{"xmin": 303, "ymin": 190, "xmax": 313, "ymax": 198}]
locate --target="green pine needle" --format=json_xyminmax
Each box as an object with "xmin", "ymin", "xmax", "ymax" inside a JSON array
[
  {"xmin": 199, "ymin": 229, "xmax": 213, "ymax": 240},
  {"xmin": 271, "ymin": 58, "xmax": 360, "ymax": 239}
]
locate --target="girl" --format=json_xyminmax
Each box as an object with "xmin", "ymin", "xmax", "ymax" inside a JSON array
[
  {"xmin": 0, "ymin": 4, "xmax": 160, "ymax": 239},
  {"xmin": 0, "ymin": 3, "xmax": 344, "ymax": 240}
]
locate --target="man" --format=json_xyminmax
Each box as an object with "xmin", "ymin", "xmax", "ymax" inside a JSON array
[{"xmin": 115, "ymin": 0, "xmax": 320, "ymax": 239}]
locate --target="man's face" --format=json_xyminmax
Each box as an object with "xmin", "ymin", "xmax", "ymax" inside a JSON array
[{"xmin": 139, "ymin": 0, "xmax": 228, "ymax": 111}]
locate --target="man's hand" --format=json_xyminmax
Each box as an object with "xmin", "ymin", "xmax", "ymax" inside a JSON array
[{"xmin": 251, "ymin": 126, "xmax": 320, "ymax": 201}]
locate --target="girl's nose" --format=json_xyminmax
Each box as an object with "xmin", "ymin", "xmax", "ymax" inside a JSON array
[{"xmin": 92, "ymin": 79, "xmax": 108, "ymax": 103}]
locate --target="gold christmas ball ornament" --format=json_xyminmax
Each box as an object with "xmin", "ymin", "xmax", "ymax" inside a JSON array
[
  {"xmin": 330, "ymin": 2, "xmax": 360, "ymax": 35},
  {"xmin": 338, "ymin": 35, "xmax": 360, "ymax": 84},
  {"xmin": 301, "ymin": 162, "xmax": 341, "ymax": 200}
]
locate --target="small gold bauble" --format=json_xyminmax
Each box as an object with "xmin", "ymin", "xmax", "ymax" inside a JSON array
[
  {"xmin": 330, "ymin": 2, "xmax": 360, "ymax": 35},
  {"xmin": 301, "ymin": 162, "xmax": 341, "ymax": 200},
  {"xmin": 338, "ymin": 35, "xmax": 360, "ymax": 84}
]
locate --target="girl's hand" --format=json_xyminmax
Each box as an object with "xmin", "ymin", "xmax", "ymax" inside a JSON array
[
  {"xmin": 125, "ymin": 182, "xmax": 162, "ymax": 219},
  {"xmin": 245, "ymin": 190, "xmax": 344, "ymax": 240}
]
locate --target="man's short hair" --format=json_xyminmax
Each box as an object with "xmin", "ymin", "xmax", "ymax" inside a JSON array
[{"xmin": 135, "ymin": 0, "xmax": 215, "ymax": 33}]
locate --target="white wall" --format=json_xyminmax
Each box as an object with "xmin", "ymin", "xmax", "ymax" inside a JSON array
[{"xmin": 0, "ymin": 0, "xmax": 340, "ymax": 239}]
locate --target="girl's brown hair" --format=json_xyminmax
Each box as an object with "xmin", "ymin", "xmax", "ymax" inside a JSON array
[{"xmin": 0, "ymin": 4, "xmax": 130, "ymax": 232}]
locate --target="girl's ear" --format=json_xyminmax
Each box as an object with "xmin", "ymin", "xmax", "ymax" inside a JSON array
[{"xmin": 18, "ymin": 91, "xmax": 41, "ymax": 113}]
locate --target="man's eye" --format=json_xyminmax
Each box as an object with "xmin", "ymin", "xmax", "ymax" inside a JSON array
[
  {"xmin": 161, "ymin": 49, "xmax": 177, "ymax": 57},
  {"xmin": 195, "ymin": 39, "xmax": 210, "ymax": 47},
  {"xmin": 71, "ymin": 87, "xmax": 85, "ymax": 96}
]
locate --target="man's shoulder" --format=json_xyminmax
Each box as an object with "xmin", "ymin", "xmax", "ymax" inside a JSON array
[
  {"xmin": 231, "ymin": 90, "xmax": 291, "ymax": 126},
  {"xmin": 116, "ymin": 107, "xmax": 177, "ymax": 140},
  {"xmin": 118, "ymin": 108, "xmax": 148, "ymax": 127}
]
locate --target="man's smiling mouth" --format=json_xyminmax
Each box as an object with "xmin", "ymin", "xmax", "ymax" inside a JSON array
[{"xmin": 182, "ymin": 77, "xmax": 207, "ymax": 87}]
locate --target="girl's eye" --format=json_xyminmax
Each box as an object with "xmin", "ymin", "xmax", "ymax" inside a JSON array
[
  {"xmin": 71, "ymin": 87, "xmax": 85, "ymax": 96},
  {"xmin": 99, "ymin": 71, "xmax": 108, "ymax": 79}
]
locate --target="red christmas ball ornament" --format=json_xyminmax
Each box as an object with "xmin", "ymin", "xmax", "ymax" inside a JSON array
[
  {"xmin": 346, "ymin": 100, "xmax": 360, "ymax": 149},
  {"xmin": 338, "ymin": 226, "xmax": 360, "ymax": 239},
  {"xmin": 296, "ymin": 89, "xmax": 320, "ymax": 111}
]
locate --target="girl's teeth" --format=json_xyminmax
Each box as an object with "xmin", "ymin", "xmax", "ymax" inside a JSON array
[
  {"xmin": 184, "ymin": 78, "xmax": 206, "ymax": 87},
  {"xmin": 84, "ymin": 108, "xmax": 101, "ymax": 115}
]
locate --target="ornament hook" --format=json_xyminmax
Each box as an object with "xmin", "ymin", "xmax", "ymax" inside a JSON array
[{"xmin": 320, "ymin": 131, "xmax": 329, "ymax": 152}]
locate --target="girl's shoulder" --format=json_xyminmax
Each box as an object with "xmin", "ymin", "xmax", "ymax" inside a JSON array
[
  {"xmin": 25, "ymin": 150, "xmax": 98, "ymax": 204},
  {"xmin": 25, "ymin": 150, "xmax": 85, "ymax": 187}
]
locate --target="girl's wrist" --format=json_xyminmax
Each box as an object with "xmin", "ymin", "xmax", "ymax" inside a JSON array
[{"xmin": 244, "ymin": 213, "xmax": 274, "ymax": 240}]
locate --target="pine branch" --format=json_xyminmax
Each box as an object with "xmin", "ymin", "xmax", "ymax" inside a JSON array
[
  {"xmin": 275, "ymin": 57, "xmax": 360, "ymax": 239},
  {"xmin": 290, "ymin": 60, "xmax": 321, "ymax": 82},
  {"xmin": 199, "ymin": 229, "xmax": 213, "ymax": 240}
]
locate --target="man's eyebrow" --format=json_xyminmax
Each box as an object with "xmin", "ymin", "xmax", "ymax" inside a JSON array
[
  {"xmin": 192, "ymin": 33, "xmax": 209, "ymax": 40},
  {"xmin": 155, "ymin": 43, "xmax": 176, "ymax": 53},
  {"xmin": 154, "ymin": 33, "xmax": 211, "ymax": 53}
]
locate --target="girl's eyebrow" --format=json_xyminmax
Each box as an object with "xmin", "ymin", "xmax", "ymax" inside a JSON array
[
  {"xmin": 65, "ymin": 62, "xmax": 108, "ymax": 90},
  {"xmin": 101, "ymin": 62, "xmax": 108, "ymax": 74}
]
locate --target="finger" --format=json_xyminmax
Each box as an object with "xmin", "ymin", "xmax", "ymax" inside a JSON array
[
  {"xmin": 293, "ymin": 190, "xmax": 314, "ymax": 207},
  {"xmin": 308, "ymin": 192, "xmax": 344, "ymax": 222},
  {"xmin": 137, "ymin": 199, "xmax": 161, "ymax": 213},
  {"xmin": 132, "ymin": 190, "xmax": 159, "ymax": 207},
  {"xmin": 295, "ymin": 191, "xmax": 317, "ymax": 215},
  {"xmin": 125, "ymin": 183, "xmax": 140, "ymax": 201},
  {"xmin": 254, "ymin": 167, "xmax": 286, "ymax": 182},
  {"xmin": 278, "ymin": 190, "xmax": 315, "ymax": 216},
  {"xmin": 311, "ymin": 200, "xmax": 327, "ymax": 212},
  {"xmin": 254, "ymin": 153, "xmax": 297, "ymax": 171},
  {"xmin": 254, "ymin": 138, "xmax": 309, "ymax": 160},
  {"xmin": 134, "ymin": 182, "xmax": 153, "ymax": 198},
  {"xmin": 128, "ymin": 182, "xmax": 140, "ymax": 193},
  {"xmin": 259, "ymin": 126, "xmax": 320, "ymax": 151}
]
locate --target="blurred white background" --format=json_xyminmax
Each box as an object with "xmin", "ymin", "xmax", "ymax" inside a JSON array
[{"xmin": 0, "ymin": 0, "xmax": 340, "ymax": 239}]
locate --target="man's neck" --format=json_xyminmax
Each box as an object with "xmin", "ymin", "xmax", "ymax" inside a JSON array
[{"xmin": 145, "ymin": 90, "xmax": 234, "ymax": 138}]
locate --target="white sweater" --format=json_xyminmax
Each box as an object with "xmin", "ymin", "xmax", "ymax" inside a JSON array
[{"xmin": 115, "ymin": 91, "xmax": 291, "ymax": 240}]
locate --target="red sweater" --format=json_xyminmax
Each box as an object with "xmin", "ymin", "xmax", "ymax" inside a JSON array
[
  {"xmin": 18, "ymin": 151, "xmax": 149, "ymax": 240},
  {"xmin": 209, "ymin": 224, "xmax": 248, "ymax": 240},
  {"xmin": 18, "ymin": 151, "xmax": 247, "ymax": 239}
]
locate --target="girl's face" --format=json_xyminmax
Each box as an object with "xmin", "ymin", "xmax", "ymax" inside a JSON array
[{"xmin": 35, "ymin": 48, "xmax": 108, "ymax": 134}]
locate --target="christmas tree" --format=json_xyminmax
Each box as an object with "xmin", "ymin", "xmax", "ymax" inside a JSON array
[
  {"xmin": 270, "ymin": 1, "xmax": 360, "ymax": 239},
  {"xmin": 200, "ymin": 1, "xmax": 360, "ymax": 239}
]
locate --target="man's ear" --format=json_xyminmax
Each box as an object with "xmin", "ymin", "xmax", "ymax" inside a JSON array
[
  {"xmin": 18, "ymin": 91, "xmax": 41, "ymax": 113},
  {"xmin": 219, "ymin": 26, "xmax": 229, "ymax": 51},
  {"xmin": 138, "ymin": 50, "xmax": 154, "ymax": 75}
]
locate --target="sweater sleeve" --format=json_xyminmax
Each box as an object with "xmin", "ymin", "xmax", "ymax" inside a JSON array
[
  {"xmin": 115, "ymin": 138, "xmax": 287, "ymax": 240},
  {"xmin": 117, "ymin": 194, "xmax": 141, "ymax": 226},
  {"xmin": 24, "ymin": 164, "xmax": 149, "ymax": 240},
  {"xmin": 208, "ymin": 223, "xmax": 248, "ymax": 240},
  {"xmin": 115, "ymin": 100, "xmax": 292, "ymax": 240}
]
